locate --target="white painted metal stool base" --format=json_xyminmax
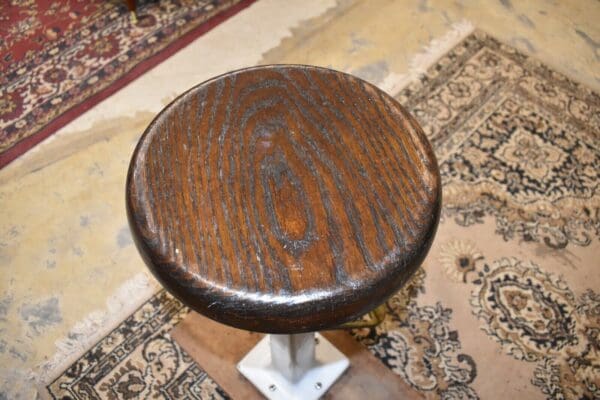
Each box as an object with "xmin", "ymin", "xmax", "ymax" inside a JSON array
[{"xmin": 237, "ymin": 332, "xmax": 349, "ymax": 400}]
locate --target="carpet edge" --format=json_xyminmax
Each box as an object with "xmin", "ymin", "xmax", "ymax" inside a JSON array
[
  {"xmin": 0, "ymin": 0, "xmax": 258, "ymax": 169},
  {"xmin": 378, "ymin": 20, "xmax": 475, "ymax": 96},
  {"xmin": 33, "ymin": 272, "xmax": 160, "ymax": 390}
]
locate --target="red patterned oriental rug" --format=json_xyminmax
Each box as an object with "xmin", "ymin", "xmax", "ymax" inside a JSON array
[{"xmin": 0, "ymin": 0, "xmax": 255, "ymax": 168}]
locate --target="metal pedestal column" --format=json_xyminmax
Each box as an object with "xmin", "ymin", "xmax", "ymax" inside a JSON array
[{"xmin": 237, "ymin": 332, "xmax": 349, "ymax": 400}]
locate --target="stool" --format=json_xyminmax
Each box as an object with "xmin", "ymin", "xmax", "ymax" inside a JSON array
[{"xmin": 126, "ymin": 65, "xmax": 441, "ymax": 399}]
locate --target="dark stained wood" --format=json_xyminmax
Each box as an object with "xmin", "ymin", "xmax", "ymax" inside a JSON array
[
  {"xmin": 124, "ymin": 0, "xmax": 136, "ymax": 12},
  {"xmin": 126, "ymin": 65, "xmax": 441, "ymax": 333},
  {"xmin": 171, "ymin": 311, "xmax": 424, "ymax": 399}
]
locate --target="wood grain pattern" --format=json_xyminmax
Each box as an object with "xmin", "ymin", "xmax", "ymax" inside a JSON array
[{"xmin": 126, "ymin": 65, "xmax": 441, "ymax": 333}]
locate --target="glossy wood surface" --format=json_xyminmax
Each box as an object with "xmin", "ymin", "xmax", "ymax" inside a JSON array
[{"xmin": 126, "ymin": 65, "xmax": 441, "ymax": 333}]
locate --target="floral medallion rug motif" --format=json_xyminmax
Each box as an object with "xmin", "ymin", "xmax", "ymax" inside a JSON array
[
  {"xmin": 0, "ymin": 0, "xmax": 254, "ymax": 168},
  {"xmin": 43, "ymin": 31, "xmax": 599, "ymax": 399}
]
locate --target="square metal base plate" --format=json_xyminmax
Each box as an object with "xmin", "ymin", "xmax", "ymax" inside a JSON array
[
  {"xmin": 171, "ymin": 311, "xmax": 423, "ymax": 399},
  {"xmin": 237, "ymin": 333, "xmax": 349, "ymax": 400}
]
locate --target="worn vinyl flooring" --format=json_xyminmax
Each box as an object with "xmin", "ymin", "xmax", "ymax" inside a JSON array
[{"xmin": 1, "ymin": 0, "xmax": 598, "ymax": 398}]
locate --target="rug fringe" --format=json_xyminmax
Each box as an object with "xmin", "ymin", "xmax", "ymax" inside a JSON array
[
  {"xmin": 32, "ymin": 272, "xmax": 160, "ymax": 386},
  {"xmin": 32, "ymin": 19, "xmax": 476, "ymax": 391},
  {"xmin": 379, "ymin": 20, "xmax": 475, "ymax": 95}
]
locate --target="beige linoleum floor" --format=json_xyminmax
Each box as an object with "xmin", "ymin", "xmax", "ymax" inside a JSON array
[{"xmin": 0, "ymin": 0, "xmax": 598, "ymax": 398}]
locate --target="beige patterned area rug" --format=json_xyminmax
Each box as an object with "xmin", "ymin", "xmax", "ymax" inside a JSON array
[{"xmin": 42, "ymin": 31, "xmax": 599, "ymax": 400}]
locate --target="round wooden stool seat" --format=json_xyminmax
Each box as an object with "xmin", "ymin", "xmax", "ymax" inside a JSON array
[{"xmin": 126, "ymin": 65, "xmax": 441, "ymax": 333}]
